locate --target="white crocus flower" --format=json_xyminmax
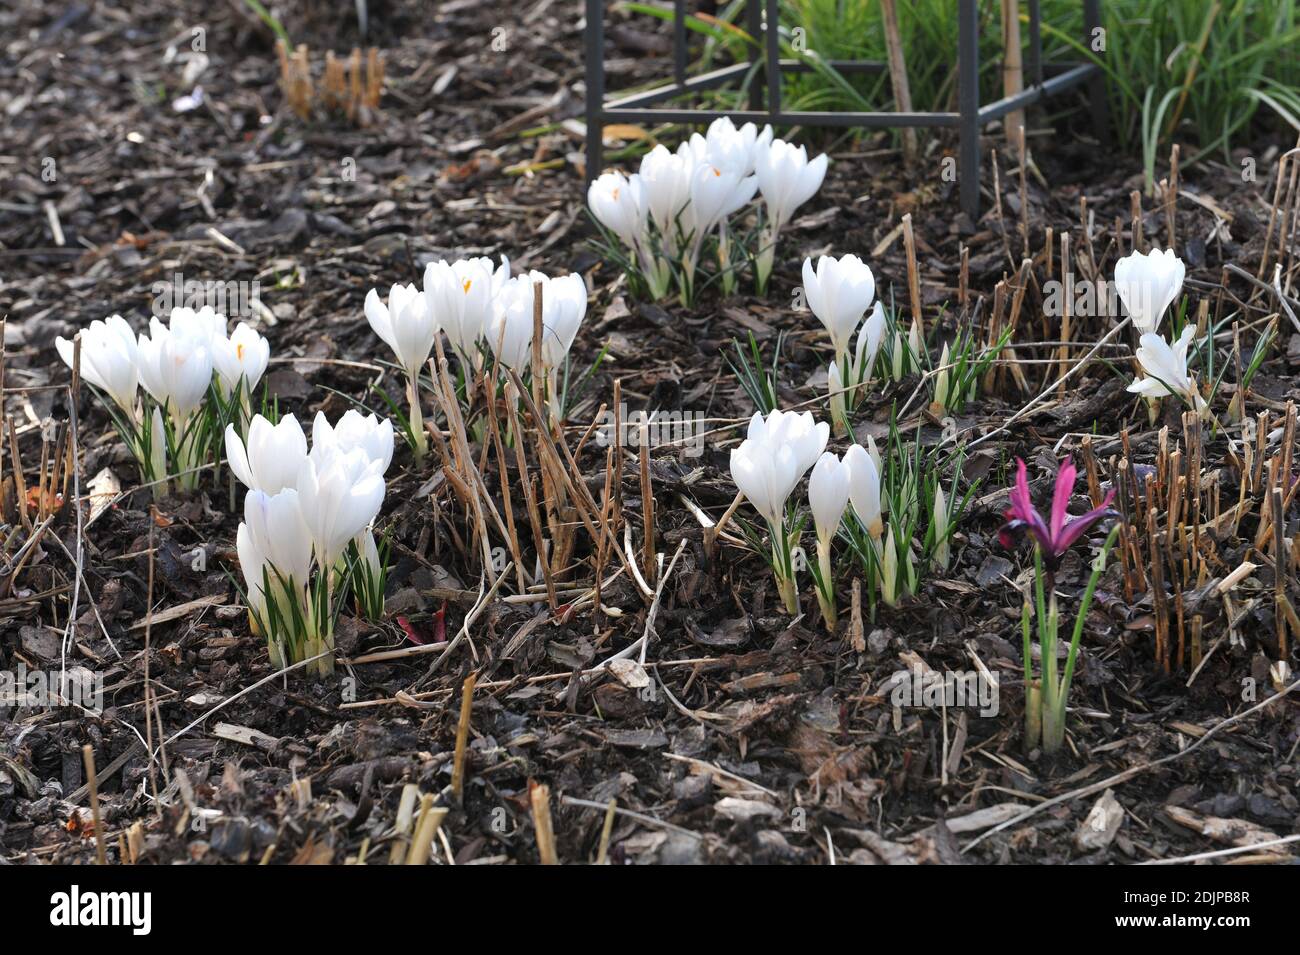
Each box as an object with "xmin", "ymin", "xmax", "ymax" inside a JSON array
[
  {"xmin": 844, "ymin": 442, "xmax": 883, "ymax": 539},
  {"xmin": 212, "ymin": 321, "xmax": 270, "ymax": 398},
  {"xmin": 490, "ymin": 271, "xmax": 588, "ymax": 422},
  {"xmin": 423, "ymin": 255, "xmax": 510, "ymax": 368},
  {"xmin": 136, "ymin": 316, "xmax": 214, "ymax": 423},
  {"xmin": 808, "ymin": 450, "xmax": 851, "ymax": 629},
  {"xmin": 487, "ymin": 275, "xmax": 536, "ymax": 372},
  {"xmin": 702, "ymin": 117, "xmax": 772, "ymax": 176},
  {"xmin": 239, "ymin": 486, "xmax": 314, "ymax": 666},
  {"xmin": 588, "ymin": 171, "xmax": 648, "ymax": 251},
  {"xmin": 730, "ymin": 431, "xmax": 799, "ymax": 529},
  {"xmin": 243, "ymin": 487, "xmax": 314, "ymax": 599},
  {"xmin": 296, "ymin": 446, "xmax": 387, "ymax": 571},
  {"xmin": 535, "ymin": 272, "xmax": 589, "ymax": 371},
  {"xmin": 1114, "ymin": 248, "xmax": 1185, "ymax": 335},
  {"xmin": 730, "ymin": 409, "xmax": 829, "ymax": 614},
  {"xmin": 754, "ymin": 139, "xmax": 828, "ymax": 294},
  {"xmin": 312, "ymin": 410, "xmax": 395, "ymax": 476},
  {"xmin": 225, "ymin": 414, "xmax": 308, "ymax": 494},
  {"xmin": 802, "ymin": 254, "xmax": 876, "ymax": 365},
  {"xmin": 55, "ymin": 315, "xmax": 140, "ymax": 421},
  {"xmin": 364, "ymin": 283, "xmax": 435, "ymax": 381},
  {"xmin": 685, "ymin": 162, "xmax": 757, "ymax": 245},
  {"xmin": 809, "ymin": 451, "xmax": 851, "ymax": 544},
  {"xmin": 365, "ymin": 281, "xmax": 435, "ymax": 461},
  {"xmin": 639, "ymin": 144, "xmax": 694, "ymax": 256},
  {"xmin": 756, "ymin": 139, "xmax": 828, "ymax": 231},
  {"xmin": 1127, "ymin": 326, "xmax": 1207, "ymax": 415},
  {"xmin": 168, "ymin": 305, "xmax": 227, "ymax": 347}
]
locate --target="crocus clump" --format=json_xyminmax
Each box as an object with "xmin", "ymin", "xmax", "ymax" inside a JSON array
[
  {"xmin": 588, "ymin": 118, "xmax": 825, "ymax": 304},
  {"xmin": 56, "ymin": 307, "xmax": 270, "ymax": 495},
  {"xmin": 228, "ymin": 410, "xmax": 392, "ymax": 675},
  {"xmin": 730, "ymin": 408, "xmax": 828, "ymax": 614}
]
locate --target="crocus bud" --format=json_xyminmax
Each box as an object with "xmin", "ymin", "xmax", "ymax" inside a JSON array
[
  {"xmin": 880, "ymin": 525, "xmax": 900, "ymax": 606},
  {"xmin": 1114, "ymin": 247, "xmax": 1185, "ymax": 335},
  {"xmin": 933, "ymin": 484, "xmax": 950, "ymax": 570},
  {"xmin": 801, "ymin": 253, "xmax": 875, "ymax": 363},
  {"xmin": 931, "ymin": 342, "xmax": 952, "ymax": 415},
  {"xmin": 365, "ymin": 283, "xmax": 436, "ymax": 380},
  {"xmin": 844, "ymin": 443, "xmax": 882, "ymax": 539},
  {"xmin": 55, "ymin": 315, "xmax": 139, "ymax": 420},
  {"xmin": 225, "ymin": 414, "xmax": 308, "ymax": 494},
  {"xmin": 808, "ymin": 451, "xmax": 850, "ymax": 544}
]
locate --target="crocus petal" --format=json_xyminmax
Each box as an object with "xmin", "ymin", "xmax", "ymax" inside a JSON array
[
  {"xmin": 1055, "ymin": 490, "xmax": 1117, "ymax": 554},
  {"xmin": 1049, "ymin": 458, "xmax": 1078, "ymax": 539}
]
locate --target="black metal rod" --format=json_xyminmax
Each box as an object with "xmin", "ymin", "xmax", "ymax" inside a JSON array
[
  {"xmin": 585, "ymin": 0, "xmax": 604, "ymax": 178},
  {"xmin": 958, "ymin": 0, "xmax": 980, "ymax": 220},
  {"xmin": 1083, "ymin": 0, "xmax": 1109, "ymax": 141},
  {"xmin": 746, "ymin": 0, "xmax": 763, "ymax": 111},
  {"xmin": 765, "ymin": 0, "xmax": 781, "ymax": 116},
  {"xmin": 978, "ymin": 64, "xmax": 1099, "ymax": 124},
  {"xmin": 673, "ymin": 0, "xmax": 686, "ymax": 89},
  {"xmin": 606, "ymin": 59, "xmax": 890, "ymax": 111},
  {"xmin": 606, "ymin": 63, "xmax": 753, "ymax": 110},
  {"xmin": 602, "ymin": 108, "xmax": 961, "ymax": 128}
]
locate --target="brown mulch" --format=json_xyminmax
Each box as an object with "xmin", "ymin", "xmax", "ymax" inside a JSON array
[{"xmin": 0, "ymin": 0, "xmax": 1297, "ymax": 866}]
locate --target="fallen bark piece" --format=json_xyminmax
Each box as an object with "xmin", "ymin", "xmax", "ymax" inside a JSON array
[
  {"xmin": 945, "ymin": 801, "xmax": 1031, "ymax": 834},
  {"xmin": 1075, "ymin": 788, "xmax": 1124, "ymax": 852},
  {"xmin": 129, "ymin": 593, "xmax": 226, "ymax": 630},
  {"xmin": 1166, "ymin": 805, "xmax": 1286, "ymax": 850},
  {"xmin": 714, "ymin": 797, "xmax": 780, "ymax": 821}
]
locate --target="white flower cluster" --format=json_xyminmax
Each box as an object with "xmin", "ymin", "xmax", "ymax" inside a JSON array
[
  {"xmin": 226, "ymin": 410, "xmax": 393, "ymax": 674},
  {"xmin": 56, "ymin": 307, "xmax": 270, "ymax": 493},
  {"xmin": 588, "ymin": 118, "xmax": 827, "ymax": 301}
]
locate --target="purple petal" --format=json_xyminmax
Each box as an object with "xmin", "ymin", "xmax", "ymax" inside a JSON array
[
  {"xmin": 1009, "ymin": 459, "xmax": 1034, "ymax": 521},
  {"xmin": 1054, "ymin": 490, "xmax": 1117, "ymax": 555},
  {"xmin": 1049, "ymin": 458, "xmax": 1077, "ymax": 540},
  {"xmin": 1008, "ymin": 458, "xmax": 1052, "ymax": 550}
]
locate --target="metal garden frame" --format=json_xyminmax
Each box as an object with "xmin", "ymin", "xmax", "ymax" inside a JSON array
[{"xmin": 584, "ymin": 0, "xmax": 1107, "ymax": 219}]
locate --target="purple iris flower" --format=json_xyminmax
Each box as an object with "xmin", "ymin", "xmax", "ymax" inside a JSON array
[{"xmin": 998, "ymin": 457, "xmax": 1116, "ymax": 569}]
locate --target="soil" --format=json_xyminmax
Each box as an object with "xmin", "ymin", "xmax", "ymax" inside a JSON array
[{"xmin": 1, "ymin": 0, "xmax": 1297, "ymax": 865}]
